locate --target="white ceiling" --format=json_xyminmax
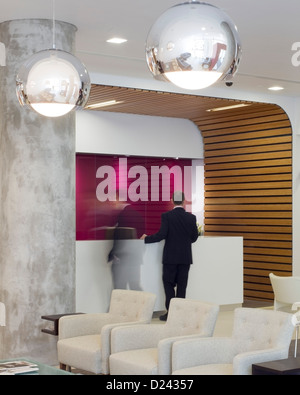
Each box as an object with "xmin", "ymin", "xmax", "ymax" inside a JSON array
[{"xmin": 1, "ymin": 0, "xmax": 300, "ymax": 98}]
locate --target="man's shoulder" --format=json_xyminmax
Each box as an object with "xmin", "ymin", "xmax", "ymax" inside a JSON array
[
  {"xmin": 186, "ymin": 211, "xmax": 196, "ymax": 218},
  {"xmin": 167, "ymin": 208, "xmax": 196, "ymax": 219}
]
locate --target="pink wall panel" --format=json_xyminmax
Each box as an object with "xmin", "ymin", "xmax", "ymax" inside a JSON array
[{"xmin": 76, "ymin": 154, "xmax": 192, "ymax": 240}]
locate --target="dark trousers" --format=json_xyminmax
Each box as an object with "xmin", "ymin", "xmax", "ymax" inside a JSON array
[{"xmin": 162, "ymin": 264, "xmax": 191, "ymax": 311}]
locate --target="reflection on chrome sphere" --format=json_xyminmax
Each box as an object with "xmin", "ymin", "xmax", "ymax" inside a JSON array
[{"xmin": 146, "ymin": 2, "xmax": 241, "ymax": 90}]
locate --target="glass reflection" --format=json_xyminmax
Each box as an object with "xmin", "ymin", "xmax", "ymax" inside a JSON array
[
  {"xmin": 16, "ymin": 49, "xmax": 90, "ymax": 117},
  {"xmin": 146, "ymin": 2, "xmax": 241, "ymax": 89}
]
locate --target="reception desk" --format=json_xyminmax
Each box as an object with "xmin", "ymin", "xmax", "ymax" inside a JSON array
[{"xmin": 76, "ymin": 236, "xmax": 243, "ymax": 313}]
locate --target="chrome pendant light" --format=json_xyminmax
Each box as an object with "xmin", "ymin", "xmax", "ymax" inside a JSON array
[
  {"xmin": 146, "ymin": 1, "xmax": 241, "ymax": 90},
  {"xmin": 16, "ymin": 0, "xmax": 91, "ymax": 117}
]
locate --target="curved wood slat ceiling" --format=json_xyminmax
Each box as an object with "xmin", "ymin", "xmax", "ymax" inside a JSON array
[
  {"xmin": 87, "ymin": 84, "xmax": 273, "ymax": 121},
  {"xmin": 87, "ymin": 84, "xmax": 293, "ymax": 302}
]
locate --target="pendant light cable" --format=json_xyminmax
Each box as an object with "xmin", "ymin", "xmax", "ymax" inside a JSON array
[{"xmin": 52, "ymin": 0, "xmax": 56, "ymax": 49}]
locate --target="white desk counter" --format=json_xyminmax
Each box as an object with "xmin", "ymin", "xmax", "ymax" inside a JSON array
[{"xmin": 76, "ymin": 236, "xmax": 243, "ymax": 313}]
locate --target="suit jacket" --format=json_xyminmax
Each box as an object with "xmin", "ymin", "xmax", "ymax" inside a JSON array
[{"xmin": 144, "ymin": 207, "xmax": 198, "ymax": 265}]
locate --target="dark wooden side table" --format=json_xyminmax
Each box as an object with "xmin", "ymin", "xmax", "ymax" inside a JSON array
[
  {"xmin": 252, "ymin": 358, "xmax": 300, "ymax": 375},
  {"xmin": 41, "ymin": 313, "xmax": 83, "ymax": 336}
]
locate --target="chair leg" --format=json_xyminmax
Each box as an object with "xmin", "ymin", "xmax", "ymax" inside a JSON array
[
  {"xmin": 59, "ymin": 363, "xmax": 71, "ymax": 372},
  {"xmin": 295, "ymin": 326, "xmax": 299, "ymax": 358}
]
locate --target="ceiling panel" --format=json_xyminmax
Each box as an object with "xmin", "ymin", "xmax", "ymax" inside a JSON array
[{"xmin": 87, "ymin": 84, "xmax": 279, "ymax": 124}]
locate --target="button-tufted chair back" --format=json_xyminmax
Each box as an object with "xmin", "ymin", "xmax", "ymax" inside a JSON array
[
  {"xmin": 108, "ymin": 289, "xmax": 157, "ymax": 323},
  {"xmin": 165, "ymin": 298, "xmax": 219, "ymax": 337},
  {"xmin": 233, "ymin": 307, "xmax": 294, "ymax": 354}
]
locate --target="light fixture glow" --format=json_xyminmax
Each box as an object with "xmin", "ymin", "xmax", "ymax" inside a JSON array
[
  {"xmin": 206, "ymin": 103, "xmax": 251, "ymax": 112},
  {"xmin": 165, "ymin": 70, "xmax": 222, "ymax": 90},
  {"xmin": 268, "ymin": 86, "xmax": 284, "ymax": 91},
  {"xmin": 86, "ymin": 100, "xmax": 124, "ymax": 110},
  {"xmin": 31, "ymin": 103, "xmax": 76, "ymax": 118},
  {"xmin": 106, "ymin": 37, "xmax": 128, "ymax": 44},
  {"xmin": 146, "ymin": 1, "xmax": 241, "ymax": 90},
  {"xmin": 16, "ymin": 49, "xmax": 91, "ymax": 117}
]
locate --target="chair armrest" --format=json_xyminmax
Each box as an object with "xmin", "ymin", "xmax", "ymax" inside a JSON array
[
  {"xmin": 233, "ymin": 347, "xmax": 289, "ymax": 375},
  {"xmin": 111, "ymin": 323, "xmax": 168, "ymax": 354},
  {"xmin": 101, "ymin": 320, "xmax": 154, "ymax": 374},
  {"xmin": 172, "ymin": 337, "xmax": 235, "ymax": 373},
  {"xmin": 58, "ymin": 313, "xmax": 112, "ymax": 340},
  {"xmin": 158, "ymin": 333, "xmax": 211, "ymax": 375},
  {"xmin": 292, "ymin": 302, "xmax": 300, "ymax": 311}
]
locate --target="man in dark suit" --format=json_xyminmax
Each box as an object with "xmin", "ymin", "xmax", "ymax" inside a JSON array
[{"xmin": 141, "ymin": 191, "xmax": 199, "ymax": 320}]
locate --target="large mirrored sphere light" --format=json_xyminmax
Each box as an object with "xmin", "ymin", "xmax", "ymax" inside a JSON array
[
  {"xmin": 146, "ymin": 1, "xmax": 242, "ymax": 90},
  {"xmin": 16, "ymin": 49, "xmax": 91, "ymax": 117}
]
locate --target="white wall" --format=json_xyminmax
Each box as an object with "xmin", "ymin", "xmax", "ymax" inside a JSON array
[{"xmin": 76, "ymin": 110, "xmax": 204, "ymax": 159}]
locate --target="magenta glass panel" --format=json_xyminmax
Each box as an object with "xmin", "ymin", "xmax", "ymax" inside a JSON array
[{"xmin": 76, "ymin": 154, "xmax": 192, "ymax": 240}]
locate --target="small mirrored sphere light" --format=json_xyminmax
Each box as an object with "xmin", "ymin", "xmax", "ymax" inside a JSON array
[
  {"xmin": 16, "ymin": 49, "xmax": 91, "ymax": 117},
  {"xmin": 146, "ymin": 1, "xmax": 242, "ymax": 90}
]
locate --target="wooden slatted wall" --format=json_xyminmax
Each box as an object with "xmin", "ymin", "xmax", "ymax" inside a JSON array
[{"xmin": 194, "ymin": 104, "xmax": 293, "ymax": 302}]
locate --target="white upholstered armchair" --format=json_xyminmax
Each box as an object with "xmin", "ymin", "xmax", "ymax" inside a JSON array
[
  {"xmin": 0, "ymin": 303, "xmax": 5, "ymax": 327},
  {"xmin": 57, "ymin": 289, "xmax": 156, "ymax": 374},
  {"xmin": 171, "ymin": 307, "xmax": 294, "ymax": 375},
  {"xmin": 109, "ymin": 298, "xmax": 219, "ymax": 375},
  {"xmin": 269, "ymin": 273, "xmax": 300, "ymax": 312}
]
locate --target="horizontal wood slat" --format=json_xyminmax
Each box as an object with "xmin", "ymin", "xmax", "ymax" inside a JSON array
[
  {"xmin": 204, "ymin": 224, "xmax": 291, "ymax": 233},
  {"xmin": 205, "ymin": 204, "xmax": 292, "ymax": 211},
  {"xmin": 205, "ymin": 197, "xmax": 292, "ymax": 204},
  {"xmin": 205, "ymin": 218, "xmax": 292, "ymax": 226},
  {"xmin": 196, "ymin": 104, "xmax": 293, "ymax": 302},
  {"xmin": 205, "ymin": 190, "xmax": 292, "ymax": 198},
  {"xmin": 201, "ymin": 122, "xmax": 291, "ymax": 138},
  {"xmin": 200, "ymin": 115, "xmax": 290, "ymax": 132},
  {"xmin": 205, "ymin": 166, "xmax": 292, "ymax": 178},
  {"xmin": 244, "ymin": 247, "xmax": 292, "ymax": 256},
  {"xmin": 205, "ymin": 152, "xmax": 291, "ymax": 165},
  {"xmin": 205, "ymin": 211, "xmax": 292, "ymax": 218},
  {"xmin": 205, "ymin": 135, "xmax": 292, "ymax": 151},
  {"xmin": 205, "ymin": 184, "xmax": 292, "ymax": 193},
  {"xmin": 204, "ymin": 231, "xmax": 292, "ymax": 241},
  {"xmin": 205, "ymin": 173, "xmax": 292, "ymax": 184},
  {"xmin": 244, "ymin": 240, "xmax": 292, "ymax": 249},
  {"xmin": 205, "ymin": 143, "xmax": 292, "ymax": 157},
  {"xmin": 205, "ymin": 158, "xmax": 292, "ymax": 171}
]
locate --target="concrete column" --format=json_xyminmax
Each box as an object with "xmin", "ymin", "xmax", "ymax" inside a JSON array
[{"xmin": 0, "ymin": 19, "xmax": 76, "ymax": 363}]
